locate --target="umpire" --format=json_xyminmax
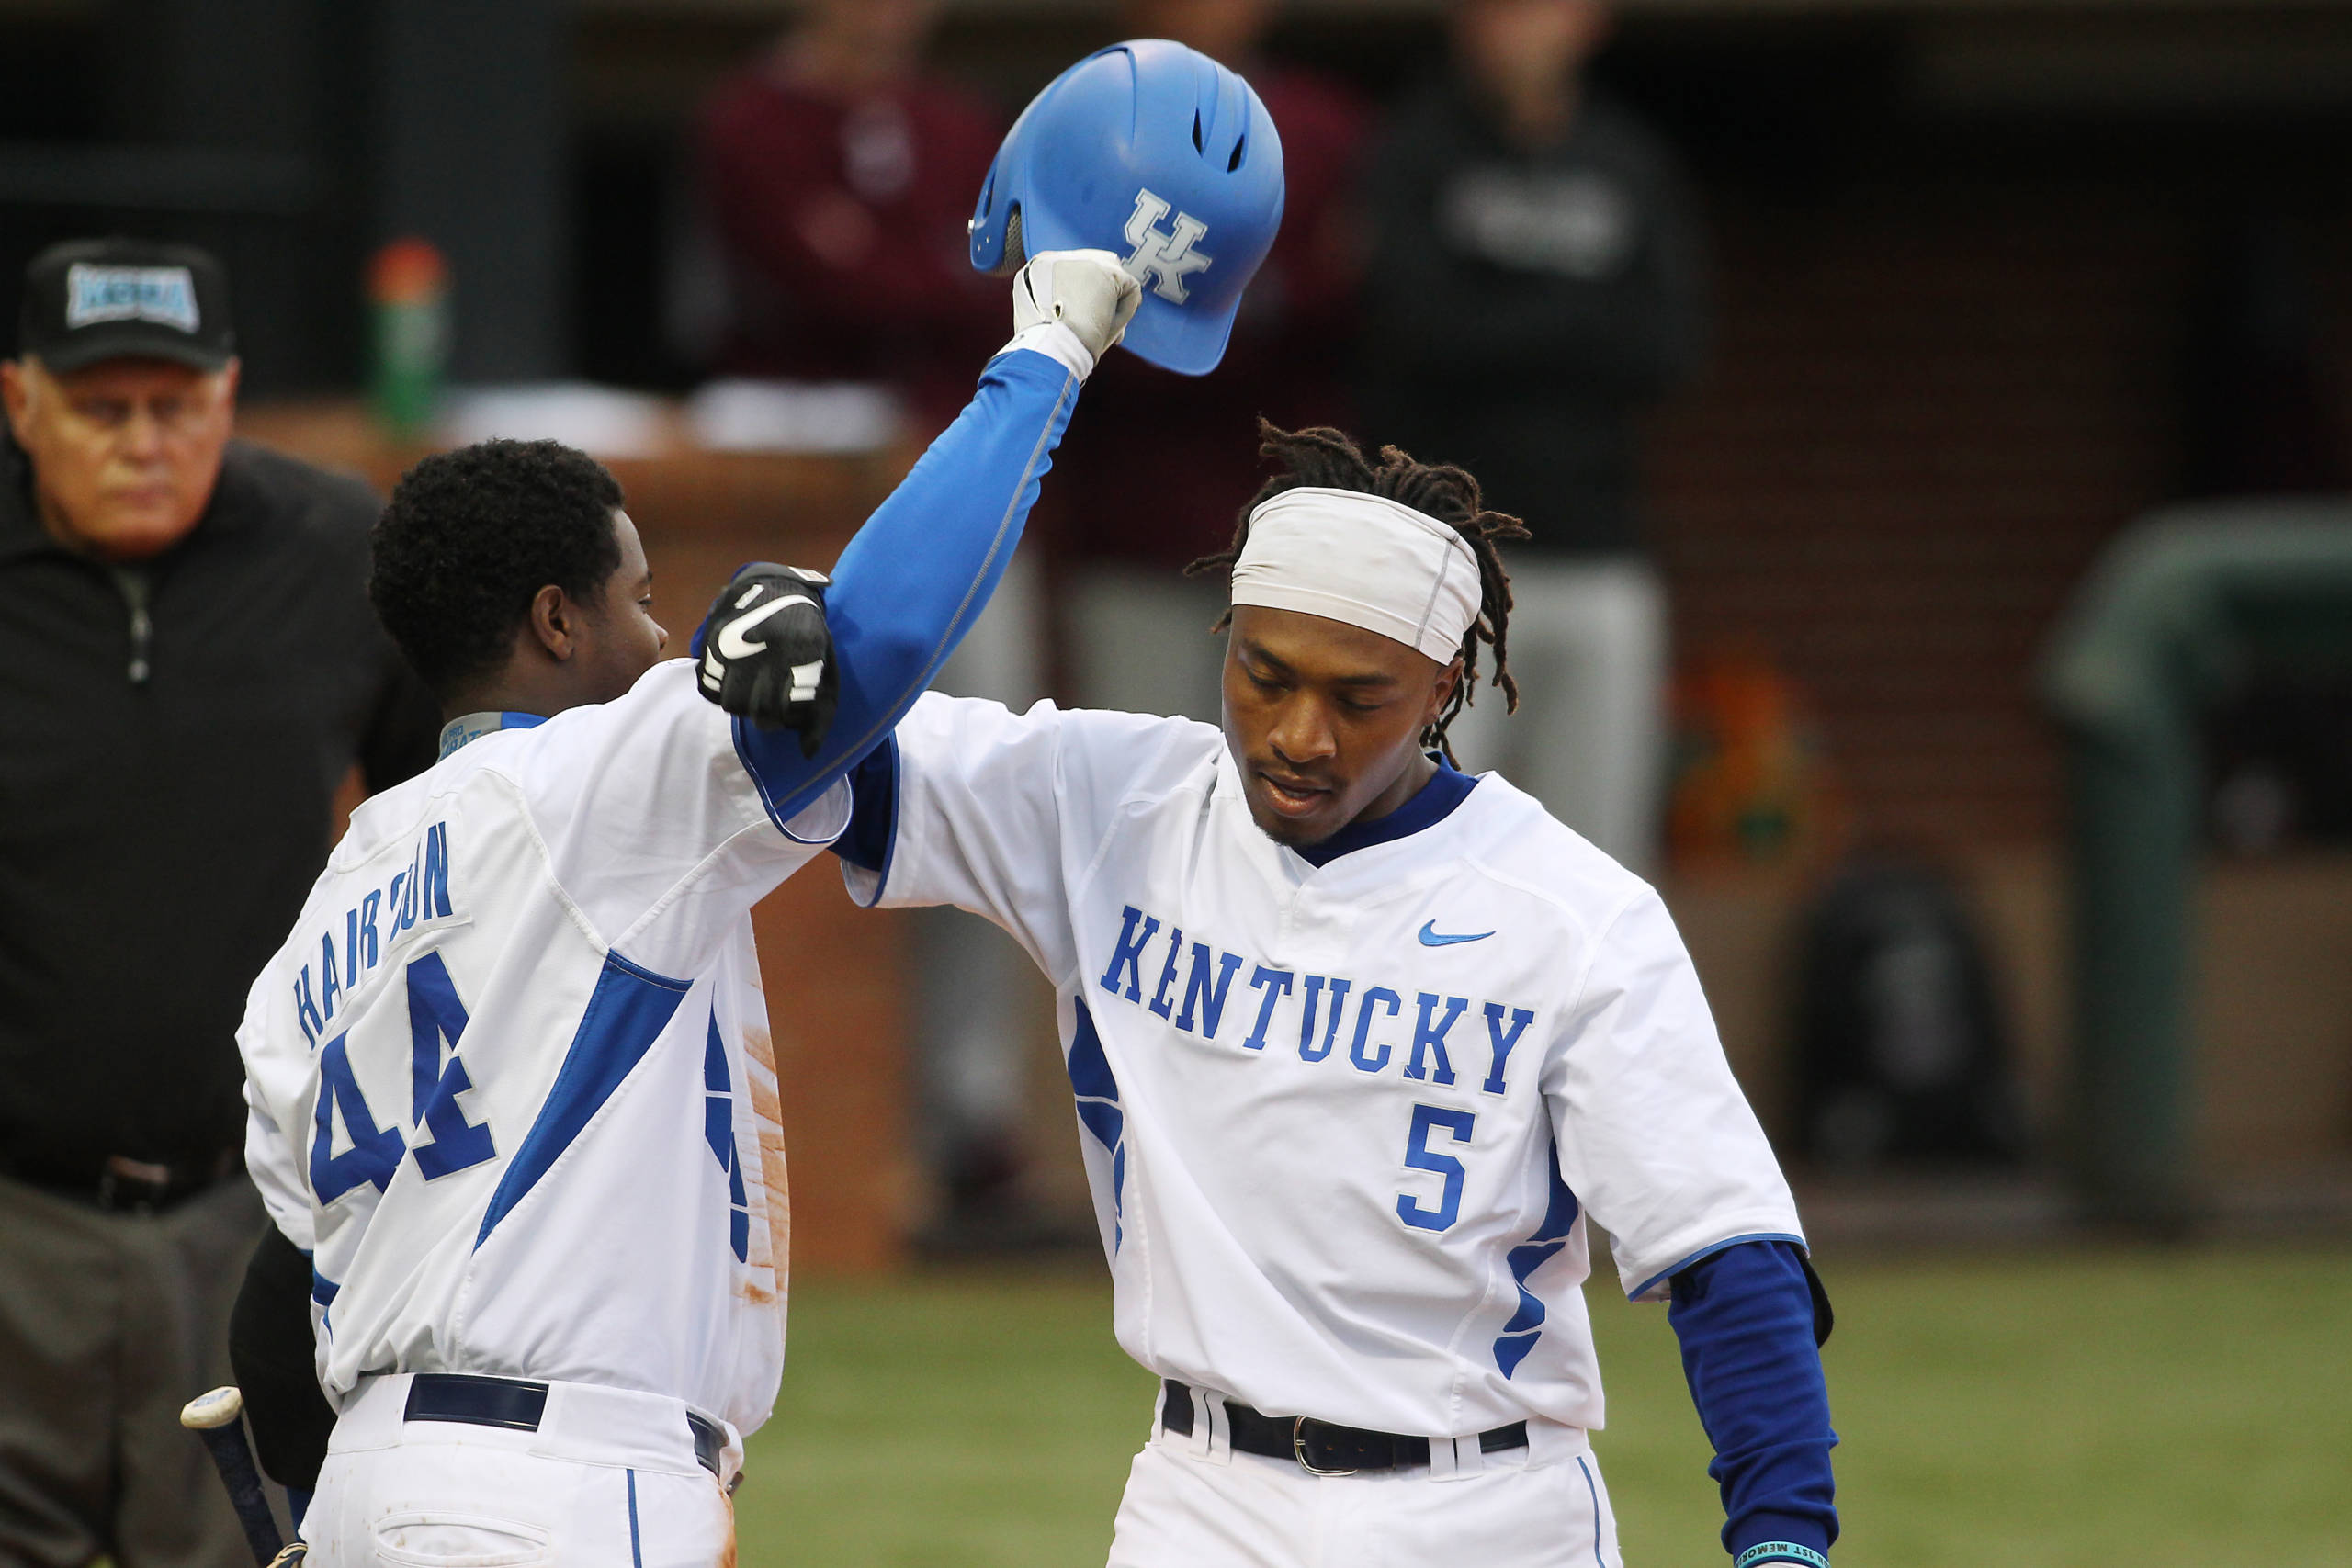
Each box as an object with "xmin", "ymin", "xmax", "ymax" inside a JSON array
[{"xmin": 0, "ymin": 239, "xmax": 437, "ymax": 1566}]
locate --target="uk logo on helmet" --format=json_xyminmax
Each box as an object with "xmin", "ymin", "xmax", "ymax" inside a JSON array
[{"xmin": 1122, "ymin": 189, "xmax": 1214, "ymax": 304}]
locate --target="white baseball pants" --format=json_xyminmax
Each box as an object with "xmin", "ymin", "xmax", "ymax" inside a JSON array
[
  {"xmin": 1106, "ymin": 1400, "xmax": 1623, "ymax": 1568},
  {"xmin": 301, "ymin": 1374, "xmax": 741, "ymax": 1568}
]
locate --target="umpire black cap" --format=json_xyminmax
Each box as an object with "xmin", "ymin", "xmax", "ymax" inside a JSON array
[{"xmin": 16, "ymin": 238, "xmax": 236, "ymax": 373}]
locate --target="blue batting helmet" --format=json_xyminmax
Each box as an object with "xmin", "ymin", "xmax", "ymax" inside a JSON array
[{"xmin": 969, "ymin": 39, "xmax": 1285, "ymax": 377}]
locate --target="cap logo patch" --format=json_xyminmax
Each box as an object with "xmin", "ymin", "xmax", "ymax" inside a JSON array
[
  {"xmin": 65, "ymin": 264, "xmax": 200, "ymax": 333},
  {"xmin": 1121, "ymin": 188, "xmax": 1213, "ymax": 305}
]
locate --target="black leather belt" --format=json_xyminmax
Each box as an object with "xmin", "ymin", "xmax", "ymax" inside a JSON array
[
  {"xmin": 405, "ymin": 1374, "xmax": 726, "ymax": 1481},
  {"xmin": 1161, "ymin": 1380, "xmax": 1528, "ymax": 1476},
  {"xmin": 4, "ymin": 1148, "xmax": 243, "ymax": 1213}
]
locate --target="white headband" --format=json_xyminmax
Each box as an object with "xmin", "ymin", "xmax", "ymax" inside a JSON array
[{"xmin": 1227, "ymin": 487, "xmax": 1483, "ymax": 664}]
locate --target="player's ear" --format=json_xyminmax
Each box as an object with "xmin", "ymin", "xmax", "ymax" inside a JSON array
[
  {"xmin": 0, "ymin": 358, "xmax": 31, "ymax": 439},
  {"xmin": 1428, "ymin": 655, "xmax": 1464, "ymax": 724},
  {"xmin": 527, "ymin": 582, "xmax": 577, "ymax": 661}
]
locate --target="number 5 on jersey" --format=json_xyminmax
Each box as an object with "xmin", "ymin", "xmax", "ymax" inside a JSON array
[
  {"xmin": 311, "ymin": 952, "xmax": 497, "ymax": 1202},
  {"xmin": 1397, "ymin": 1104, "xmax": 1476, "ymax": 1232}
]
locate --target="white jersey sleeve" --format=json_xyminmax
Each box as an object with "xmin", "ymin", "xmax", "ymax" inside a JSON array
[
  {"xmin": 501, "ymin": 660, "xmax": 848, "ymax": 977},
  {"xmin": 243, "ymin": 1046, "xmax": 316, "ymax": 1253},
  {"xmin": 843, "ymin": 691, "xmax": 1214, "ymax": 982},
  {"xmin": 1542, "ymin": 887, "xmax": 1804, "ymax": 1302}
]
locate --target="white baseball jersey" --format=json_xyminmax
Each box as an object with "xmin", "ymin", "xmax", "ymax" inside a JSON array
[
  {"xmin": 847, "ymin": 693, "xmax": 1804, "ymax": 1438},
  {"xmin": 239, "ymin": 661, "xmax": 847, "ymax": 1435}
]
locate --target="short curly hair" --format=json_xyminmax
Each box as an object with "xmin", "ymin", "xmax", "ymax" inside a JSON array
[{"xmin": 370, "ymin": 439, "xmax": 626, "ymax": 695}]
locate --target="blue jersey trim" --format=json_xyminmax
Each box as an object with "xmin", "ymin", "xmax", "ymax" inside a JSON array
[
  {"xmin": 1577, "ymin": 1456, "xmax": 1606, "ymax": 1566},
  {"xmin": 830, "ymin": 735, "xmax": 900, "ymax": 902},
  {"xmin": 1493, "ymin": 1153, "xmax": 1579, "ymax": 1376},
  {"xmin": 436, "ymin": 710, "xmax": 547, "ymax": 760},
  {"xmin": 1499, "ymin": 1167, "xmax": 1579, "ymax": 1318},
  {"xmin": 626, "ymin": 1469, "xmax": 643, "ymax": 1566},
  {"xmin": 1067, "ymin": 998, "xmax": 1126, "ymax": 1249},
  {"xmin": 475, "ymin": 950, "xmax": 693, "ymax": 1248},
  {"xmin": 733, "ymin": 720, "xmax": 856, "ymax": 844},
  {"xmin": 704, "ymin": 1010, "xmax": 751, "ymax": 1263},
  {"xmin": 1293, "ymin": 755, "xmax": 1476, "ymax": 868},
  {"xmin": 1630, "ymin": 1232, "xmax": 1808, "ymax": 1303}
]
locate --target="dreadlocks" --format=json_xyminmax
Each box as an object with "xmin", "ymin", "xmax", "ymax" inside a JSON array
[{"xmin": 1186, "ymin": 421, "xmax": 1528, "ymax": 761}]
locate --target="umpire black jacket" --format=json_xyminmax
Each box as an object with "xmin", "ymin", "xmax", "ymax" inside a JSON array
[{"xmin": 0, "ymin": 426, "xmax": 436, "ymax": 1189}]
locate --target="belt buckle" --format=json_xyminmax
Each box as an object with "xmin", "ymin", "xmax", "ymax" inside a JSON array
[
  {"xmin": 1291, "ymin": 1416, "xmax": 1357, "ymax": 1478},
  {"xmin": 97, "ymin": 1155, "xmax": 174, "ymax": 1214}
]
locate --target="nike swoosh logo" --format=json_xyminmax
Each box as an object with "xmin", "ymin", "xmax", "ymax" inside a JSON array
[
  {"xmin": 1418, "ymin": 921, "xmax": 1494, "ymax": 947},
  {"xmin": 715, "ymin": 593, "xmax": 814, "ymax": 660}
]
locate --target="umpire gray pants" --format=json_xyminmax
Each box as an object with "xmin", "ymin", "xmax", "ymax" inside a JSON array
[{"xmin": 0, "ymin": 1170, "xmax": 265, "ymax": 1568}]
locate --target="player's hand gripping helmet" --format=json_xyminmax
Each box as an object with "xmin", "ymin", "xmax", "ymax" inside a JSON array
[{"xmin": 969, "ymin": 39, "xmax": 1285, "ymax": 376}]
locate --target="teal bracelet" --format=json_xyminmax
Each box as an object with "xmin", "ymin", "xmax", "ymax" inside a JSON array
[{"xmin": 1734, "ymin": 1546, "xmax": 1828, "ymax": 1568}]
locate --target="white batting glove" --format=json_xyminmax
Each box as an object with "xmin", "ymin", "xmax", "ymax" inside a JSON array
[{"xmin": 1010, "ymin": 248, "xmax": 1143, "ymax": 365}]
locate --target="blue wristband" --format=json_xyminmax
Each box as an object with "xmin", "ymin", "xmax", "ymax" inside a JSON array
[{"xmin": 1735, "ymin": 1547, "xmax": 1828, "ymax": 1568}]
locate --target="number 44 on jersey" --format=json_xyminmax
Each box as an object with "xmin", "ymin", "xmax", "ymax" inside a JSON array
[{"xmin": 311, "ymin": 950, "xmax": 496, "ymax": 1202}]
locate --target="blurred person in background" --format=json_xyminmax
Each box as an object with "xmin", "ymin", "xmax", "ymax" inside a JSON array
[
  {"xmin": 0, "ymin": 239, "xmax": 437, "ymax": 1566},
  {"xmin": 1057, "ymin": 0, "xmax": 1369, "ymax": 727},
  {"xmin": 694, "ymin": 0, "xmax": 1054, "ymax": 1246},
  {"xmin": 1361, "ymin": 0, "xmax": 1708, "ymax": 874},
  {"xmin": 690, "ymin": 0, "xmax": 1004, "ymax": 433}
]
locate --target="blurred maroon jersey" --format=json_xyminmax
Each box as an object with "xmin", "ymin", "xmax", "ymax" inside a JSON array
[{"xmin": 695, "ymin": 64, "xmax": 1006, "ymax": 429}]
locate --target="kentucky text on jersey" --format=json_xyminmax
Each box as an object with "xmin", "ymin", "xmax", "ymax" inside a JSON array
[
  {"xmin": 291, "ymin": 821, "xmax": 456, "ymax": 1049},
  {"xmin": 841, "ymin": 694, "xmax": 1811, "ymax": 1445},
  {"xmin": 1097, "ymin": 902, "xmax": 1536, "ymax": 1095}
]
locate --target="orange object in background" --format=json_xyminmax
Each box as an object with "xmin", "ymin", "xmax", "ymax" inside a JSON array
[
  {"xmin": 368, "ymin": 237, "xmax": 450, "ymax": 440},
  {"xmin": 1667, "ymin": 648, "xmax": 1843, "ymax": 872}
]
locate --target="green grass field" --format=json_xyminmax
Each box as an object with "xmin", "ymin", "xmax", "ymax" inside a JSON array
[{"xmin": 737, "ymin": 1247, "xmax": 2352, "ymax": 1567}]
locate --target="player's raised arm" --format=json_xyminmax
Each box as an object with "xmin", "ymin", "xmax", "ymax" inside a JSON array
[
  {"xmin": 695, "ymin": 252, "xmax": 1137, "ymax": 824},
  {"xmin": 704, "ymin": 29, "xmax": 1286, "ymax": 818}
]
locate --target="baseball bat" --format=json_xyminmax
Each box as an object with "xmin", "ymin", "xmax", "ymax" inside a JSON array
[{"xmin": 179, "ymin": 1386, "xmax": 288, "ymax": 1566}]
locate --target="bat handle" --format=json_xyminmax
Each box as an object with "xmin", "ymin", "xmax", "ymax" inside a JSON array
[{"xmin": 183, "ymin": 1387, "xmax": 288, "ymax": 1566}]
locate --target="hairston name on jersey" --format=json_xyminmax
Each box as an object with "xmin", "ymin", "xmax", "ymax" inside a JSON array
[
  {"xmin": 1098, "ymin": 902, "xmax": 1538, "ymax": 1095},
  {"xmin": 290, "ymin": 821, "xmax": 461, "ymax": 1049}
]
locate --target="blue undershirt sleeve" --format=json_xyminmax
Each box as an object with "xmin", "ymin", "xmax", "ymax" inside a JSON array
[
  {"xmin": 1668, "ymin": 1238, "xmax": 1840, "ymax": 1562},
  {"xmin": 831, "ymin": 739, "xmax": 898, "ymax": 875},
  {"xmin": 730, "ymin": 346, "xmax": 1081, "ymax": 827}
]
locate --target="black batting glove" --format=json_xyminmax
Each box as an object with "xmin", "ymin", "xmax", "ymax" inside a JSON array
[{"xmin": 691, "ymin": 563, "xmax": 838, "ymax": 757}]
